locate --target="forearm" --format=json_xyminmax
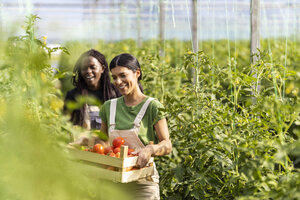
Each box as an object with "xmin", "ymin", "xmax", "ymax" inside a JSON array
[
  {"xmin": 136, "ymin": 139, "xmax": 172, "ymax": 168},
  {"xmin": 146, "ymin": 139, "xmax": 172, "ymax": 157}
]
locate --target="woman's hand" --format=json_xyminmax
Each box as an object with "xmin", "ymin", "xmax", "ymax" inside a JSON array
[
  {"xmin": 136, "ymin": 118, "xmax": 172, "ymax": 168},
  {"xmin": 136, "ymin": 145, "xmax": 154, "ymax": 168},
  {"xmin": 70, "ymin": 122, "xmax": 109, "ymax": 147},
  {"xmin": 69, "ymin": 136, "xmax": 89, "ymax": 146},
  {"xmin": 69, "ymin": 135, "xmax": 108, "ymax": 148},
  {"xmin": 135, "ymin": 139, "xmax": 172, "ymax": 169}
]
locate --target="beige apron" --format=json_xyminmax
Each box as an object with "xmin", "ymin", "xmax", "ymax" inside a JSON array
[{"xmin": 108, "ymin": 98, "xmax": 160, "ymax": 200}]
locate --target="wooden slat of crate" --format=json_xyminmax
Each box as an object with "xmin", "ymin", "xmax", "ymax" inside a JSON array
[
  {"xmin": 76, "ymin": 160, "xmax": 124, "ymax": 182},
  {"xmin": 122, "ymin": 156, "xmax": 154, "ymax": 168},
  {"xmin": 76, "ymin": 159, "xmax": 154, "ymax": 183},
  {"xmin": 68, "ymin": 147, "xmax": 123, "ymax": 167},
  {"xmin": 120, "ymin": 166, "xmax": 154, "ymax": 183}
]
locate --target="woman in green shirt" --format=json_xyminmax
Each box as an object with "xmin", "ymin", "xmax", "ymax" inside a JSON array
[{"xmin": 100, "ymin": 53, "xmax": 172, "ymax": 199}]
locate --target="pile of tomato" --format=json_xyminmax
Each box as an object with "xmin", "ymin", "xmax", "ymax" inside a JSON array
[{"xmin": 83, "ymin": 137, "xmax": 136, "ymax": 158}]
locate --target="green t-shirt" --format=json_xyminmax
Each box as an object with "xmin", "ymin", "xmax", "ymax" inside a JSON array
[{"xmin": 99, "ymin": 96, "xmax": 166, "ymax": 145}]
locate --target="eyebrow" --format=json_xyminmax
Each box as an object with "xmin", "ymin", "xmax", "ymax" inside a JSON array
[{"xmin": 113, "ymin": 72, "xmax": 126, "ymax": 76}]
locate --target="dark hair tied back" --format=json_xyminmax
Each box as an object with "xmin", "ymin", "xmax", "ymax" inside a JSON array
[{"xmin": 109, "ymin": 53, "xmax": 143, "ymax": 93}]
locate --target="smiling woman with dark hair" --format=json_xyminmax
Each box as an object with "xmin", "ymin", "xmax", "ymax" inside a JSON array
[
  {"xmin": 64, "ymin": 49, "xmax": 120, "ymax": 130},
  {"xmin": 99, "ymin": 53, "xmax": 172, "ymax": 199}
]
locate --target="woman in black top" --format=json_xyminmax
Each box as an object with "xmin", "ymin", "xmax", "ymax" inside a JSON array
[{"xmin": 64, "ymin": 49, "xmax": 120, "ymax": 130}]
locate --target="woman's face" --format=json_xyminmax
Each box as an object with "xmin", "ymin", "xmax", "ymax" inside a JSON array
[
  {"xmin": 80, "ymin": 56, "xmax": 104, "ymax": 90},
  {"xmin": 111, "ymin": 66, "xmax": 140, "ymax": 96}
]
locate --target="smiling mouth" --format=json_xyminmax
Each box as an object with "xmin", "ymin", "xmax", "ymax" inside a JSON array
[
  {"xmin": 118, "ymin": 85, "xmax": 127, "ymax": 90},
  {"xmin": 85, "ymin": 76, "xmax": 94, "ymax": 81}
]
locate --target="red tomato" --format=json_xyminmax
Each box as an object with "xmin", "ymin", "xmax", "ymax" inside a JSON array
[
  {"xmin": 93, "ymin": 144, "xmax": 104, "ymax": 154},
  {"xmin": 108, "ymin": 152, "xmax": 116, "ymax": 157},
  {"xmin": 104, "ymin": 146, "xmax": 113, "ymax": 155},
  {"xmin": 112, "ymin": 137, "xmax": 125, "ymax": 148},
  {"xmin": 113, "ymin": 147, "xmax": 121, "ymax": 154},
  {"xmin": 128, "ymin": 148, "xmax": 135, "ymax": 155}
]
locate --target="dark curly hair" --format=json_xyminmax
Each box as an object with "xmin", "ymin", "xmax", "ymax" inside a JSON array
[
  {"xmin": 70, "ymin": 49, "xmax": 119, "ymax": 126},
  {"xmin": 72, "ymin": 49, "xmax": 117, "ymax": 101}
]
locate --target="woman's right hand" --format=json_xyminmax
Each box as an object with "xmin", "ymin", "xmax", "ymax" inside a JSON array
[
  {"xmin": 69, "ymin": 136, "xmax": 89, "ymax": 146},
  {"xmin": 69, "ymin": 136, "xmax": 108, "ymax": 148}
]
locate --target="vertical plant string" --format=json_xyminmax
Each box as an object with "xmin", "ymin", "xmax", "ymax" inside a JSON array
[{"xmin": 225, "ymin": 0, "xmax": 235, "ymax": 132}]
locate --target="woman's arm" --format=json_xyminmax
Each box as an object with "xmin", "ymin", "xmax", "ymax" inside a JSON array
[
  {"xmin": 136, "ymin": 118, "xmax": 172, "ymax": 168},
  {"xmin": 69, "ymin": 122, "xmax": 109, "ymax": 147},
  {"xmin": 100, "ymin": 121, "xmax": 108, "ymax": 134},
  {"xmin": 99, "ymin": 122, "xmax": 110, "ymax": 147}
]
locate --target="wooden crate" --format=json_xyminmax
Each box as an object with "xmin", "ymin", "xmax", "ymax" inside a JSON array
[{"xmin": 67, "ymin": 145, "xmax": 154, "ymax": 183}]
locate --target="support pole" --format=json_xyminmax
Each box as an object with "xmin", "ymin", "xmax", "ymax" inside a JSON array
[
  {"xmin": 120, "ymin": 0, "xmax": 125, "ymax": 40},
  {"xmin": 91, "ymin": 0, "xmax": 98, "ymax": 46},
  {"xmin": 250, "ymin": 0, "xmax": 260, "ymax": 93},
  {"xmin": 192, "ymin": 0, "xmax": 198, "ymax": 53},
  {"xmin": 250, "ymin": 0, "xmax": 260, "ymax": 64},
  {"xmin": 159, "ymin": 0, "xmax": 165, "ymax": 57},
  {"xmin": 192, "ymin": 0, "xmax": 198, "ymax": 84},
  {"xmin": 0, "ymin": 0, "xmax": 3, "ymax": 34},
  {"xmin": 136, "ymin": 0, "xmax": 142, "ymax": 48}
]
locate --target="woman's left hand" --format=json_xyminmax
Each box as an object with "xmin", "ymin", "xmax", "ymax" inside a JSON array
[
  {"xmin": 136, "ymin": 145, "xmax": 154, "ymax": 168},
  {"xmin": 136, "ymin": 118, "xmax": 172, "ymax": 168}
]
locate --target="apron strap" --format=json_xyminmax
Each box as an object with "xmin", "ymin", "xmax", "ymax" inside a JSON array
[
  {"xmin": 133, "ymin": 97, "xmax": 154, "ymax": 129},
  {"xmin": 109, "ymin": 98, "xmax": 117, "ymax": 132}
]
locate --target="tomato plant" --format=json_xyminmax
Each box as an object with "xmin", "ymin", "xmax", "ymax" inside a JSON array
[
  {"xmin": 0, "ymin": 15, "xmax": 131, "ymax": 200},
  {"xmin": 151, "ymin": 50, "xmax": 300, "ymax": 200}
]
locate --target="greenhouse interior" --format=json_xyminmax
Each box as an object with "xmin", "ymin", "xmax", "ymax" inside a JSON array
[{"xmin": 0, "ymin": 0, "xmax": 299, "ymax": 199}]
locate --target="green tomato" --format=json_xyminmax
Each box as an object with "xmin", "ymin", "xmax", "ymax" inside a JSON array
[{"xmin": 184, "ymin": 155, "xmax": 193, "ymax": 166}]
